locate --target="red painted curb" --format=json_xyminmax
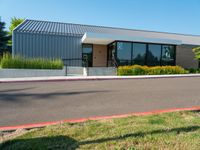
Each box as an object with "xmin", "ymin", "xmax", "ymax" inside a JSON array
[
  {"xmin": 1, "ymin": 75, "xmax": 200, "ymax": 83},
  {"xmin": 0, "ymin": 106, "xmax": 199, "ymax": 131}
]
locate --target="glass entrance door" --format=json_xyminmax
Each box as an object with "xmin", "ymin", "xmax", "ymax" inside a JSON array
[{"xmin": 82, "ymin": 44, "xmax": 93, "ymax": 67}]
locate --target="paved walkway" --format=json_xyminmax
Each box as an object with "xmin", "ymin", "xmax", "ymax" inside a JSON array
[{"xmin": 0, "ymin": 77, "xmax": 200, "ymax": 127}]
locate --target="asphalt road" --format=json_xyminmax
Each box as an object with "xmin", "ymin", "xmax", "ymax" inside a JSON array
[{"xmin": 0, "ymin": 77, "xmax": 200, "ymax": 126}]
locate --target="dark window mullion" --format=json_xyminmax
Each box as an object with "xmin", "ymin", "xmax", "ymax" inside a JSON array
[
  {"xmin": 145, "ymin": 44, "xmax": 148, "ymax": 66},
  {"xmin": 131, "ymin": 42, "xmax": 133, "ymax": 65},
  {"xmin": 160, "ymin": 44, "xmax": 163, "ymax": 66}
]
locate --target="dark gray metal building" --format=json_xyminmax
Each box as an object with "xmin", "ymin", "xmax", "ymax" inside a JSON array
[{"xmin": 13, "ymin": 19, "xmax": 200, "ymax": 68}]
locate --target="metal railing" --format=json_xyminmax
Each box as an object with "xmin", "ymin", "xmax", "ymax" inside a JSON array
[{"xmin": 62, "ymin": 58, "xmax": 88, "ymax": 67}]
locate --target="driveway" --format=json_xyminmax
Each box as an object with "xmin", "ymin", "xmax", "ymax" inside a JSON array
[{"xmin": 0, "ymin": 77, "xmax": 200, "ymax": 126}]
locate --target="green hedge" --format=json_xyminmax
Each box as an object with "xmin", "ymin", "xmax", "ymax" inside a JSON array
[
  {"xmin": 117, "ymin": 65, "xmax": 188, "ymax": 76},
  {"xmin": 0, "ymin": 53, "xmax": 63, "ymax": 69},
  {"xmin": 186, "ymin": 68, "xmax": 200, "ymax": 73}
]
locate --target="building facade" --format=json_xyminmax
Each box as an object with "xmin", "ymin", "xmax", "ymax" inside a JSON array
[{"xmin": 13, "ymin": 19, "xmax": 200, "ymax": 68}]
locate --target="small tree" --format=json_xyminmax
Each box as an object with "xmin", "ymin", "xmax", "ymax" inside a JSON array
[
  {"xmin": 192, "ymin": 47, "xmax": 200, "ymax": 60},
  {"xmin": 9, "ymin": 17, "xmax": 24, "ymax": 35},
  {"xmin": 8, "ymin": 17, "xmax": 24, "ymax": 46},
  {"xmin": 0, "ymin": 19, "xmax": 10, "ymax": 56}
]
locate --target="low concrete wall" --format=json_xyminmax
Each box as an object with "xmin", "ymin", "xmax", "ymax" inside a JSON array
[
  {"xmin": 0, "ymin": 67, "xmax": 117, "ymax": 78},
  {"xmin": 66, "ymin": 67, "xmax": 86, "ymax": 76},
  {"xmin": 66, "ymin": 67, "xmax": 117, "ymax": 76},
  {"xmin": 0, "ymin": 67, "xmax": 66, "ymax": 78},
  {"xmin": 87, "ymin": 67, "xmax": 117, "ymax": 76}
]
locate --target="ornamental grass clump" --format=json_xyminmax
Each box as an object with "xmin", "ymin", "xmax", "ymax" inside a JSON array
[
  {"xmin": 0, "ymin": 53, "xmax": 63, "ymax": 69},
  {"xmin": 117, "ymin": 65, "xmax": 188, "ymax": 76}
]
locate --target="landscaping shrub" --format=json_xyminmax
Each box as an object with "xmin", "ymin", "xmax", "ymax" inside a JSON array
[
  {"xmin": 186, "ymin": 68, "xmax": 200, "ymax": 73},
  {"xmin": 0, "ymin": 53, "xmax": 63, "ymax": 69},
  {"xmin": 117, "ymin": 65, "xmax": 188, "ymax": 76}
]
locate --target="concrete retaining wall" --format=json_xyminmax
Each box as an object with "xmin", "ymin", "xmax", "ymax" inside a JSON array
[{"xmin": 0, "ymin": 67, "xmax": 66, "ymax": 78}]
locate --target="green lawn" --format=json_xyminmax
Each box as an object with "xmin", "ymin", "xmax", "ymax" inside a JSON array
[{"xmin": 1, "ymin": 111, "xmax": 200, "ymax": 150}]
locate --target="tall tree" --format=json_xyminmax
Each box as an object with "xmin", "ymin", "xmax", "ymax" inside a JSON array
[
  {"xmin": 8, "ymin": 17, "xmax": 24, "ymax": 46},
  {"xmin": 0, "ymin": 18, "xmax": 10, "ymax": 56}
]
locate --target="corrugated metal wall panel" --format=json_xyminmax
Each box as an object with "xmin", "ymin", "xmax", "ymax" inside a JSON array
[{"xmin": 13, "ymin": 32, "xmax": 82, "ymax": 66}]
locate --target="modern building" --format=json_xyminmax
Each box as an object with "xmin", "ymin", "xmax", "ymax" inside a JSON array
[{"xmin": 13, "ymin": 19, "xmax": 200, "ymax": 69}]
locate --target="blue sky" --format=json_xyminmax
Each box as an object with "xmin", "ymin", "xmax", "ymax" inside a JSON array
[{"xmin": 0, "ymin": 0, "xmax": 200, "ymax": 35}]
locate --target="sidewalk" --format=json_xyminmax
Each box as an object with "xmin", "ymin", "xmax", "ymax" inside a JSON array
[{"xmin": 1, "ymin": 74, "xmax": 200, "ymax": 83}]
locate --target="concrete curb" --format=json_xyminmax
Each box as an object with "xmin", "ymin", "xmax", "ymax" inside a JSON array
[
  {"xmin": 1, "ymin": 74, "xmax": 200, "ymax": 83},
  {"xmin": 0, "ymin": 106, "xmax": 199, "ymax": 131}
]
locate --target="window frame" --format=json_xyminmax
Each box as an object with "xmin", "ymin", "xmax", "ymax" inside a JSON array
[
  {"xmin": 82, "ymin": 43, "xmax": 93, "ymax": 67},
  {"xmin": 109, "ymin": 40, "xmax": 176, "ymax": 66}
]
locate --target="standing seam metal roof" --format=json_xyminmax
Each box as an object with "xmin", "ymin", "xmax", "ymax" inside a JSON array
[{"xmin": 14, "ymin": 19, "xmax": 200, "ymax": 45}]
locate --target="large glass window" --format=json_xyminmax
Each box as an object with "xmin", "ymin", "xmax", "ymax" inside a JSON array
[
  {"xmin": 161, "ymin": 45, "xmax": 175, "ymax": 65},
  {"xmin": 146, "ymin": 44, "xmax": 161, "ymax": 66},
  {"xmin": 117, "ymin": 42, "xmax": 132, "ymax": 65},
  {"xmin": 108, "ymin": 41, "xmax": 176, "ymax": 67},
  {"xmin": 132, "ymin": 43, "xmax": 146, "ymax": 65},
  {"xmin": 82, "ymin": 44, "xmax": 92, "ymax": 67}
]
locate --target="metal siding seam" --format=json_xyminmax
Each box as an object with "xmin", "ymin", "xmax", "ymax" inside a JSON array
[
  {"xmin": 61, "ymin": 36, "xmax": 64, "ymax": 60},
  {"xmin": 33, "ymin": 34, "xmax": 36, "ymax": 57},
  {"xmin": 28, "ymin": 33, "xmax": 31, "ymax": 57},
  {"xmin": 45, "ymin": 34, "xmax": 48, "ymax": 58},
  {"xmin": 53, "ymin": 35, "xmax": 56, "ymax": 59},
  {"xmin": 69, "ymin": 36, "xmax": 72, "ymax": 65},
  {"xmin": 64, "ymin": 36, "xmax": 67, "ymax": 60},
  {"xmin": 39, "ymin": 35, "xmax": 41, "ymax": 57},
  {"xmin": 17, "ymin": 33, "xmax": 20, "ymax": 55},
  {"xmin": 12, "ymin": 31, "xmax": 15, "ymax": 56},
  {"xmin": 16, "ymin": 33, "xmax": 19, "ymax": 55},
  {"xmin": 23, "ymin": 34, "xmax": 26, "ymax": 57},
  {"xmin": 70, "ymin": 36, "xmax": 74, "ymax": 66},
  {"xmin": 50, "ymin": 35, "xmax": 53, "ymax": 59},
  {"xmin": 49, "ymin": 35, "xmax": 52, "ymax": 59},
  {"xmin": 67, "ymin": 36, "xmax": 70, "ymax": 59},
  {"xmin": 29, "ymin": 33, "xmax": 32, "ymax": 57},
  {"xmin": 40, "ymin": 34, "xmax": 43, "ymax": 57},
  {"xmin": 43, "ymin": 34, "xmax": 45, "ymax": 58},
  {"xmin": 13, "ymin": 32, "xmax": 16, "ymax": 55},
  {"xmin": 56, "ymin": 35, "xmax": 59, "ymax": 58},
  {"xmin": 48, "ymin": 35, "xmax": 52, "ymax": 58},
  {"xmin": 25, "ymin": 33, "xmax": 28, "ymax": 57},
  {"xmin": 43, "ymin": 34, "xmax": 46, "ymax": 58},
  {"xmin": 35, "ymin": 34, "xmax": 38, "ymax": 57},
  {"xmin": 20, "ymin": 33, "xmax": 22, "ymax": 56},
  {"xmin": 55, "ymin": 35, "xmax": 58, "ymax": 58}
]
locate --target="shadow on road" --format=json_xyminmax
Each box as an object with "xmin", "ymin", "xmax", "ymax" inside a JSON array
[
  {"xmin": 0, "ymin": 87, "xmax": 35, "ymax": 93},
  {"xmin": 0, "ymin": 90, "xmax": 111, "ymax": 102}
]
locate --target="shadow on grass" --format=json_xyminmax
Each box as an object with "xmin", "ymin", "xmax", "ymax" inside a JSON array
[
  {"xmin": 0, "ymin": 125, "xmax": 199, "ymax": 149},
  {"xmin": 79, "ymin": 125, "xmax": 199, "ymax": 145},
  {"xmin": 0, "ymin": 135, "xmax": 79, "ymax": 150}
]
